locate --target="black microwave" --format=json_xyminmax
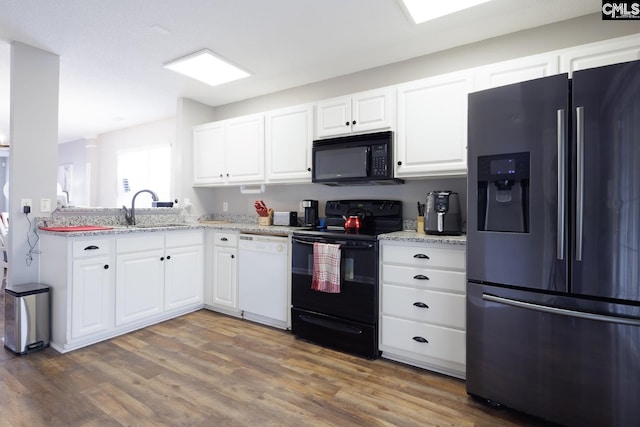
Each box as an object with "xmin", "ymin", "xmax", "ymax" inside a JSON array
[{"xmin": 312, "ymin": 131, "xmax": 404, "ymax": 185}]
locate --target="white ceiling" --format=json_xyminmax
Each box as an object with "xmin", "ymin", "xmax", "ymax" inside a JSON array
[{"xmin": 0, "ymin": 0, "xmax": 600, "ymax": 144}]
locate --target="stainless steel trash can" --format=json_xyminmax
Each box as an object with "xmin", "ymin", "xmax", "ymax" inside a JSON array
[{"xmin": 4, "ymin": 283, "xmax": 50, "ymax": 354}]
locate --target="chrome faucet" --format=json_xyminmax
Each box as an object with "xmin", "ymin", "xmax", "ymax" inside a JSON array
[{"xmin": 123, "ymin": 189, "xmax": 159, "ymax": 225}]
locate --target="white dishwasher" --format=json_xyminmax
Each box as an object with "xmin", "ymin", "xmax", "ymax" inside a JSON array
[{"xmin": 238, "ymin": 233, "xmax": 289, "ymax": 330}]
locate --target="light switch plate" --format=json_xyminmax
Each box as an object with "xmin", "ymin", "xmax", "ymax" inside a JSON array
[{"xmin": 40, "ymin": 198, "xmax": 51, "ymax": 213}]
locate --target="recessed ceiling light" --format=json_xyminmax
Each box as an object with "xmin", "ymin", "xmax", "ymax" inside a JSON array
[
  {"xmin": 399, "ymin": 0, "xmax": 494, "ymax": 24},
  {"xmin": 164, "ymin": 49, "xmax": 250, "ymax": 87}
]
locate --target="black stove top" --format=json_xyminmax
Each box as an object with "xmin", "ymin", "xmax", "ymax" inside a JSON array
[{"xmin": 293, "ymin": 199, "xmax": 403, "ymax": 241}]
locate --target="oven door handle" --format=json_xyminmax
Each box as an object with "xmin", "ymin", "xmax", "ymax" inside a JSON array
[{"xmin": 292, "ymin": 237, "xmax": 374, "ymax": 249}]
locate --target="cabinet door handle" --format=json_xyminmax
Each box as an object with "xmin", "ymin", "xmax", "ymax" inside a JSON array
[
  {"xmin": 307, "ymin": 167, "xmax": 311, "ymax": 172},
  {"xmin": 84, "ymin": 245, "xmax": 100, "ymax": 251},
  {"xmin": 345, "ymin": 121, "xmax": 350, "ymax": 126},
  {"xmin": 160, "ymin": 257, "xmax": 165, "ymax": 261},
  {"xmin": 413, "ymin": 254, "xmax": 429, "ymax": 259},
  {"xmin": 412, "ymin": 336, "xmax": 428, "ymax": 343},
  {"xmin": 103, "ymin": 265, "xmax": 109, "ymax": 270},
  {"xmin": 413, "ymin": 274, "xmax": 429, "ymax": 280},
  {"xmin": 413, "ymin": 302, "xmax": 429, "ymax": 308},
  {"xmin": 352, "ymin": 120, "xmax": 356, "ymax": 125},
  {"xmin": 231, "ymin": 254, "xmax": 235, "ymax": 259},
  {"xmin": 397, "ymin": 161, "xmax": 402, "ymax": 166},
  {"xmin": 220, "ymin": 237, "xmax": 229, "ymax": 242}
]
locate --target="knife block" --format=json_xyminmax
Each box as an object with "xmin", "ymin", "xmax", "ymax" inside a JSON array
[{"xmin": 258, "ymin": 214, "xmax": 273, "ymax": 226}]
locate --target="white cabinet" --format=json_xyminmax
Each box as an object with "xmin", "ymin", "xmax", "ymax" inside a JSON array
[
  {"xmin": 193, "ymin": 122, "xmax": 225, "ymax": 185},
  {"xmin": 115, "ymin": 234, "xmax": 165, "ymax": 326},
  {"xmin": 225, "ymin": 114, "xmax": 265, "ymax": 183},
  {"xmin": 395, "ymin": 71, "xmax": 473, "ymax": 178},
  {"xmin": 316, "ymin": 88, "xmax": 393, "ymax": 138},
  {"xmin": 560, "ymin": 34, "xmax": 640, "ymax": 76},
  {"xmin": 474, "ymin": 53, "xmax": 559, "ymax": 90},
  {"xmin": 164, "ymin": 231, "xmax": 204, "ymax": 311},
  {"xmin": 70, "ymin": 239, "xmax": 115, "ymax": 340},
  {"xmin": 211, "ymin": 231, "xmax": 240, "ymax": 315},
  {"xmin": 40, "ymin": 235, "xmax": 116, "ymax": 352},
  {"xmin": 379, "ymin": 240, "xmax": 466, "ymax": 379},
  {"xmin": 40, "ymin": 229, "xmax": 205, "ymax": 353},
  {"xmin": 265, "ymin": 104, "xmax": 313, "ymax": 183},
  {"xmin": 192, "ymin": 114, "xmax": 265, "ymax": 186}
]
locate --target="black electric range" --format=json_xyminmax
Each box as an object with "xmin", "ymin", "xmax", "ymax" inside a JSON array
[
  {"xmin": 290, "ymin": 200, "xmax": 402, "ymax": 358},
  {"xmin": 293, "ymin": 199, "xmax": 403, "ymax": 240}
]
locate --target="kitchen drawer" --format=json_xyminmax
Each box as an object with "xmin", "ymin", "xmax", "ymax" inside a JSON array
[
  {"xmin": 213, "ymin": 231, "xmax": 238, "ymax": 247},
  {"xmin": 382, "ymin": 284, "xmax": 465, "ymax": 329},
  {"xmin": 381, "ymin": 244, "xmax": 465, "ymax": 270},
  {"xmin": 116, "ymin": 234, "xmax": 164, "ymax": 253},
  {"xmin": 382, "ymin": 264, "xmax": 466, "ymax": 293},
  {"xmin": 165, "ymin": 230, "xmax": 203, "ymax": 248},
  {"xmin": 72, "ymin": 238, "xmax": 113, "ymax": 258},
  {"xmin": 381, "ymin": 316, "xmax": 465, "ymax": 365}
]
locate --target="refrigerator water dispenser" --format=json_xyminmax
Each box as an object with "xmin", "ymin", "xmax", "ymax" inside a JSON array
[{"xmin": 477, "ymin": 152, "xmax": 530, "ymax": 233}]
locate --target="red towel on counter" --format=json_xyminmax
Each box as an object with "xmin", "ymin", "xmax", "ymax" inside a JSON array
[{"xmin": 311, "ymin": 242, "xmax": 341, "ymax": 293}]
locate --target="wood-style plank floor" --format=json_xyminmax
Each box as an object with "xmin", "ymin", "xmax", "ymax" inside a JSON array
[{"xmin": 0, "ymin": 293, "xmax": 554, "ymax": 426}]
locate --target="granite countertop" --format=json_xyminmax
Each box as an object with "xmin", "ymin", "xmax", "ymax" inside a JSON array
[
  {"xmin": 378, "ymin": 230, "xmax": 467, "ymax": 245},
  {"xmin": 38, "ymin": 218, "xmax": 466, "ymax": 245}
]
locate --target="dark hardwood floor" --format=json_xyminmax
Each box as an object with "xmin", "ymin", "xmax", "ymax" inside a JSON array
[{"xmin": 0, "ymin": 293, "xmax": 555, "ymax": 426}]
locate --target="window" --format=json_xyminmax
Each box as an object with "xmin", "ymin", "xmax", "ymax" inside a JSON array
[{"xmin": 117, "ymin": 145, "xmax": 171, "ymax": 207}]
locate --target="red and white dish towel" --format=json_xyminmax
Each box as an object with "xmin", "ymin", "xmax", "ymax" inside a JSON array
[{"xmin": 311, "ymin": 242, "xmax": 341, "ymax": 293}]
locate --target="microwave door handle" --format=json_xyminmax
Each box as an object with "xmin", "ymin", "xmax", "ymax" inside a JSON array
[{"xmin": 365, "ymin": 146, "xmax": 371, "ymax": 176}]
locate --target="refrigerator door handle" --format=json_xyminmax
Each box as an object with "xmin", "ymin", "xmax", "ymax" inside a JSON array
[
  {"xmin": 575, "ymin": 106, "xmax": 585, "ymax": 262},
  {"xmin": 483, "ymin": 293, "xmax": 640, "ymax": 327},
  {"xmin": 557, "ymin": 109, "xmax": 566, "ymax": 260}
]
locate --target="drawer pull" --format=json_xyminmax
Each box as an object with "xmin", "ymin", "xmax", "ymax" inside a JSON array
[
  {"xmin": 413, "ymin": 274, "xmax": 429, "ymax": 280},
  {"xmin": 220, "ymin": 237, "xmax": 229, "ymax": 242},
  {"xmin": 84, "ymin": 245, "xmax": 100, "ymax": 251},
  {"xmin": 413, "ymin": 253, "xmax": 429, "ymax": 259},
  {"xmin": 412, "ymin": 336, "xmax": 429, "ymax": 344},
  {"xmin": 413, "ymin": 302, "xmax": 429, "ymax": 309}
]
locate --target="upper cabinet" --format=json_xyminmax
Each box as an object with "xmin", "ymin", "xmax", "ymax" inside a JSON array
[
  {"xmin": 193, "ymin": 122, "xmax": 225, "ymax": 185},
  {"xmin": 265, "ymin": 104, "xmax": 313, "ymax": 183},
  {"xmin": 316, "ymin": 88, "xmax": 393, "ymax": 138},
  {"xmin": 474, "ymin": 53, "xmax": 559, "ymax": 91},
  {"xmin": 559, "ymin": 34, "xmax": 640, "ymax": 76},
  {"xmin": 395, "ymin": 70, "xmax": 473, "ymax": 178},
  {"xmin": 193, "ymin": 114, "xmax": 265, "ymax": 186}
]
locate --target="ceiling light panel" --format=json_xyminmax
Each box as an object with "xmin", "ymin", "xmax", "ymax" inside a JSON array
[
  {"xmin": 164, "ymin": 49, "xmax": 250, "ymax": 87},
  {"xmin": 400, "ymin": 0, "xmax": 494, "ymax": 24}
]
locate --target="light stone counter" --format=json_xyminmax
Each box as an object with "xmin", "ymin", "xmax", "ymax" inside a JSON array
[{"xmin": 378, "ymin": 230, "xmax": 466, "ymax": 245}]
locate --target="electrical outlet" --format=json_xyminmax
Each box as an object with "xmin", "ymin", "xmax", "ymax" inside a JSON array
[
  {"xmin": 223, "ymin": 201, "xmax": 228, "ymax": 212},
  {"xmin": 21, "ymin": 198, "xmax": 32, "ymax": 209}
]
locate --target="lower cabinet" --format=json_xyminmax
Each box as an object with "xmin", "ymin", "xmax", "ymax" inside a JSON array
[
  {"xmin": 39, "ymin": 230, "xmax": 204, "ymax": 353},
  {"xmin": 70, "ymin": 239, "xmax": 115, "ymax": 340},
  {"xmin": 115, "ymin": 234, "xmax": 166, "ymax": 326},
  {"xmin": 379, "ymin": 240, "xmax": 466, "ymax": 379},
  {"xmin": 205, "ymin": 231, "xmax": 240, "ymax": 316}
]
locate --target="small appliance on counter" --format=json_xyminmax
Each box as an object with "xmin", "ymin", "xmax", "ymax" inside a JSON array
[
  {"xmin": 425, "ymin": 191, "xmax": 462, "ymax": 235},
  {"xmin": 302, "ymin": 199, "xmax": 319, "ymax": 226},
  {"xmin": 273, "ymin": 211, "xmax": 297, "ymax": 226}
]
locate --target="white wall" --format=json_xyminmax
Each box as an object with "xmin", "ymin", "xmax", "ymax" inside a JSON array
[
  {"xmin": 96, "ymin": 117, "xmax": 176, "ymax": 207},
  {"xmin": 9, "ymin": 42, "xmax": 58, "ymax": 286}
]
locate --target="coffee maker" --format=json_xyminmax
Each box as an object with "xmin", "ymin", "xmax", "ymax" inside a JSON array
[{"xmin": 302, "ymin": 199, "xmax": 319, "ymax": 226}]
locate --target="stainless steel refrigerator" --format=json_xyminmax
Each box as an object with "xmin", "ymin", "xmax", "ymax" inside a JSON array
[{"xmin": 466, "ymin": 60, "xmax": 640, "ymax": 427}]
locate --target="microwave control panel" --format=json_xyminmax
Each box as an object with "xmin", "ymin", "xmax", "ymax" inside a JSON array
[{"xmin": 371, "ymin": 144, "xmax": 389, "ymax": 177}]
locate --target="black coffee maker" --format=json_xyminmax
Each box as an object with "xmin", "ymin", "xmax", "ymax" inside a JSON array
[{"xmin": 302, "ymin": 199, "xmax": 319, "ymax": 226}]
